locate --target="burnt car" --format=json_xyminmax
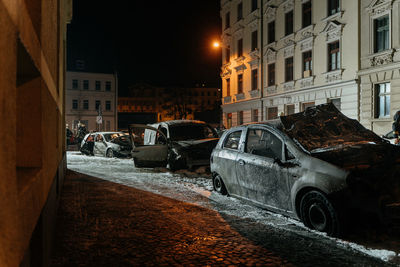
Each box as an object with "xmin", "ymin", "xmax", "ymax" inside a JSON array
[
  {"xmin": 211, "ymin": 103, "xmax": 400, "ymax": 236},
  {"xmin": 80, "ymin": 132, "xmax": 132, "ymax": 158},
  {"xmin": 128, "ymin": 120, "xmax": 219, "ymax": 170}
]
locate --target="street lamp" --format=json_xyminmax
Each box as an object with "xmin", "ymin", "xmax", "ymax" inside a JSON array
[{"xmin": 212, "ymin": 41, "xmax": 230, "ymax": 50}]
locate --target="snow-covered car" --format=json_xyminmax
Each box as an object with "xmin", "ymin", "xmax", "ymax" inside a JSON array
[
  {"xmin": 128, "ymin": 120, "xmax": 219, "ymax": 170},
  {"xmin": 80, "ymin": 132, "xmax": 132, "ymax": 158},
  {"xmin": 210, "ymin": 103, "xmax": 400, "ymax": 236}
]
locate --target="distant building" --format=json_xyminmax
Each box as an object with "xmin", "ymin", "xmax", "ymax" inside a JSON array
[
  {"xmin": 0, "ymin": 0, "xmax": 72, "ymax": 266},
  {"xmin": 117, "ymin": 83, "xmax": 221, "ymax": 128},
  {"xmin": 66, "ymin": 71, "xmax": 118, "ymax": 132},
  {"xmin": 220, "ymin": 0, "xmax": 360, "ymax": 128}
]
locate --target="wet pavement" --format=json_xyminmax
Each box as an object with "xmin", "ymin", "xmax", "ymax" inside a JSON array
[{"xmin": 50, "ymin": 170, "xmax": 395, "ymax": 266}]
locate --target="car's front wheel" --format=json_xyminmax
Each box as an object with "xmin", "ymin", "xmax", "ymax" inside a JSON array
[
  {"xmin": 106, "ymin": 149, "xmax": 114, "ymax": 158},
  {"xmin": 213, "ymin": 175, "xmax": 227, "ymax": 195},
  {"xmin": 300, "ymin": 190, "xmax": 340, "ymax": 236}
]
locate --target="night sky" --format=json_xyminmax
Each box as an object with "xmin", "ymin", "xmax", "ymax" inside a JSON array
[{"xmin": 67, "ymin": 0, "xmax": 222, "ymax": 95}]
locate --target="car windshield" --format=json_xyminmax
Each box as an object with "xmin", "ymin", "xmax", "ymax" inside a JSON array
[
  {"xmin": 169, "ymin": 124, "xmax": 217, "ymax": 141},
  {"xmin": 103, "ymin": 133, "xmax": 125, "ymax": 142}
]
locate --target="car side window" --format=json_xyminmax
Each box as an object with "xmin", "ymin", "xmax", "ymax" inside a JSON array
[
  {"xmin": 223, "ymin": 130, "xmax": 242, "ymax": 150},
  {"xmin": 245, "ymin": 129, "xmax": 283, "ymax": 160},
  {"xmin": 96, "ymin": 135, "xmax": 103, "ymax": 142},
  {"xmin": 285, "ymin": 146, "xmax": 295, "ymax": 160}
]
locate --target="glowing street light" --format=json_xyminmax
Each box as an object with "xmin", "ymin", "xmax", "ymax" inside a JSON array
[{"xmin": 213, "ymin": 41, "xmax": 221, "ymax": 48}]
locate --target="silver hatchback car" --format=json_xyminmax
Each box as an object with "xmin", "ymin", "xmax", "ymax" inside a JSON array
[{"xmin": 210, "ymin": 103, "xmax": 400, "ymax": 236}]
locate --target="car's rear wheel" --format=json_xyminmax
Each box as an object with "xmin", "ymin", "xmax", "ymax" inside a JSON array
[
  {"xmin": 106, "ymin": 149, "xmax": 114, "ymax": 158},
  {"xmin": 213, "ymin": 175, "xmax": 227, "ymax": 195},
  {"xmin": 133, "ymin": 158, "xmax": 143, "ymax": 168},
  {"xmin": 300, "ymin": 190, "xmax": 340, "ymax": 236}
]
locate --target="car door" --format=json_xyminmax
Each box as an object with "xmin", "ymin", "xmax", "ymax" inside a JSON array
[
  {"xmin": 235, "ymin": 127, "xmax": 291, "ymax": 211},
  {"xmin": 213, "ymin": 129, "xmax": 244, "ymax": 195},
  {"xmin": 94, "ymin": 133, "xmax": 107, "ymax": 156},
  {"xmin": 128, "ymin": 124, "xmax": 168, "ymax": 167}
]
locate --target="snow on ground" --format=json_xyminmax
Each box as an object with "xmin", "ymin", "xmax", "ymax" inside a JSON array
[{"xmin": 66, "ymin": 151, "xmax": 398, "ymax": 263}]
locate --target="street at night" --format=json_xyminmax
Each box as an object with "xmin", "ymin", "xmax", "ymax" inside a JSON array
[{"xmin": 49, "ymin": 152, "xmax": 400, "ymax": 266}]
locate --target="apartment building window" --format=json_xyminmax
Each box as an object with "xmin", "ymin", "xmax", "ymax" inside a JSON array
[
  {"xmin": 303, "ymin": 51, "xmax": 312, "ymax": 77},
  {"xmin": 251, "ymin": 0, "xmax": 258, "ymax": 12},
  {"xmin": 286, "ymin": 104, "xmax": 295, "ymax": 115},
  {"xmin": 285, "ymin": 10, "xmax": 294, "ymax": 36},
  {"xmin": 226, "ymin": 78, "xmax": 231, "ymax": 96},
  {"xmin": 83, "ymin": 80, "xmax": 89, "ymax": 90},
  {"xmin": 225, "ymin": 12, "xmax": 230, "ymax": 29},
  {"xmin": 328, "ymin": 0, "xmax": 340, "ymax": 16},
  {"xmin": 268, "ymin": 63, "xmax": 275, "ymax": 86},
  {"xmin": 251, "ymin": 69, "xmax": 258, "ymax": 91},
  {"xmin": 285, "ymin": 57, "xmax": 294, "ymax": 82},
  {"xmin": 302, "ymin": 1, "xmax": 312, "ymax": 28},
  {"xmin": 238, "ymin": 74, "xmax": 243, "ymax": 94},
  {"xmin": 251, "ymin": 30, "xmax": 258, "ymax": 51},
  {"xmin": 375, "ymin": 83, "xmax": 390, "ymax": 118},
  {"xmin": 106, "ymin": 100, "xmax": 111, "ymax": 111},
  {"xmin": 252, "ymin": 109, "xmax": 258, "ymax": 122},
  {"xmin": 72, "ymin": 79, "xmax": 78, "ymax": 89},
  {"xmin": 83, "ymin": 100, "xmax": 89, "ymax": 110},
  {"xmin": 72, "ymin": 99, "xmax": 78, "ymax": 110},
  {"xmin": 238, "ymin": 111, "xmax": 243, "ymax": 125},
  {"xmin": 268, "ymin": 21, "xmax": 275, "ymax": 44},
  {"xmin": 237, "ymin": 2, "xmax": 243, "ymax": 21},
  {"xmin": 225, "ymin": 48, "xmax": 230, "ymax": 63},
  {"xmin": 238, "ymin": 39, "xmax": 243, "ymax": 57},
  {"xmin": 106, "ymin": 81, "xmax": 111, "ymax": 91},
  {"xmin": 267, "ymin": 107, "xmax": 278, "ymax": 120},
  {"xmin": 95, "ymin": 81, "xmax": 101, "ymax": 90},
  {"xmin": 374, "ymin": 15, "xmax": 389, "ymax": 53},
  {"xmin": 328, "ymin": 41, "xmax": 340, "ymax": 71}
]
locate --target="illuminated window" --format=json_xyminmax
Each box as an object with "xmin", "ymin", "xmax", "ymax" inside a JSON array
[
  {"xmin": 374, "ymin": 15, "xmax": 389, "ymax": 53},
  {"xmin": 375, "ymin": 83, "xmax": 390, "ymax": 118},
  {"xmin": 303, "ymin": 51, "xmax": 312, "ymax": 77}
]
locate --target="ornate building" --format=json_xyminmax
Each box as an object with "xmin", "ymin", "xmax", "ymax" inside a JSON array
[
  {"xmin": 359, "ymin": 0, "xmax": 400, "ymax": 135},
  {"xmin": 220, "ymin": 0, "xmax": 360, "ymax": 128}
]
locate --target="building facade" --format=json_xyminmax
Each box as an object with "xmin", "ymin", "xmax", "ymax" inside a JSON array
[
  {"xmin": 66, "ymin": 71, "xmax": 118, "ymax": 133},
  {"xmin": 359, "ymin": 0, "xmax": 400, "ymax": 135},
  {"xmin": 220, "ymin": 0, "xmax": 360, "ymax": 128},
  {"xmin": 118, "ymin": 83, "xmax": 221, "ymax": 128},
  {"xmin": 0, "ymin": 0, "xmax": 72, "ymax": 266}
]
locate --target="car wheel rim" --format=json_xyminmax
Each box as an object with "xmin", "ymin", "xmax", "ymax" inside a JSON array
[
  {"xmin": 308, "ymin": 203, "xmax": 327, "ymax": 231},
  {"xmin": 214, "ymin": 178, "xmax": 221, "ymax": 191}
]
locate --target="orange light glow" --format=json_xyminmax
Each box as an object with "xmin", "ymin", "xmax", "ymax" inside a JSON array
[{"xmin": 213, "ymin": 41, "xmax": 220, "ymax": 48}]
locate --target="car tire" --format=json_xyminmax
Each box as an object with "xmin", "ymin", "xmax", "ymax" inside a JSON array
[
  {"xmin": 213, "ymin": 175, "xmax": 228, "ymax": 195},
  {"xmin": 133, "ymin": 158, "xmax": 143, "ymax": 168},
  {"xmin": 106, "ymin": 149, "xmax": 114, "ymax": 158},
  {"xmin": 300, "ymin": 190, "xmax": 340, "ymax": 236}
]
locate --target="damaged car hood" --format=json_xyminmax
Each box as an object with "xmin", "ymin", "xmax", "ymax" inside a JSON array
[{"xmin": 174, "ymin": 138, "xmax": 219, "ymax": 148}]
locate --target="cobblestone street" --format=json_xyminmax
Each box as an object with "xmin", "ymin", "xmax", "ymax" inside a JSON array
[{"xmin": 50, "ymin": 170, "xmax": 394, "ymax": 266}]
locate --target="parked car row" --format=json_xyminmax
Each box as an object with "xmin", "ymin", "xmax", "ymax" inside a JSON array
[{"xmin": 78, "ymin": 104, "xmax": 400, "ymax": 237}]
